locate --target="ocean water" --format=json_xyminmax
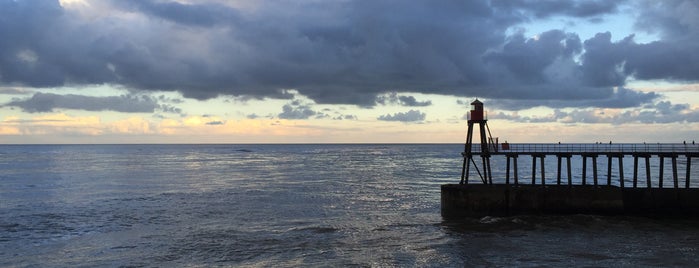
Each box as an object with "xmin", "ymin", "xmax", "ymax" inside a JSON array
[{"xmin": 1, "ymin": 144, "xmax": 699, "ymax": 267}]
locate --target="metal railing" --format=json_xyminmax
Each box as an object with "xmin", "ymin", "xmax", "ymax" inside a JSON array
[{"xmin": 468, "ymin": 143, "xmax": 699, "ymax": 154}]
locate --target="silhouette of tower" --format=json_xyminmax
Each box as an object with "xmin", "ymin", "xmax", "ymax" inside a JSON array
[{"xmin": 460, "ymin": 99, "xmax": 494, "ymax": 184}]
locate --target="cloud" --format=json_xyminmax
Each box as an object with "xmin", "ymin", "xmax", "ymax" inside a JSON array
[
  {"xmin": 278, "ymin": 104, "xmax": 317, "ymax": 120},
  {"xmin": 376, "ymin": 93, "xmax": 432, "ymax": 107},
  {"xmin": 276, "ymin": 99, "xmax": 362, "ymax": 120},
  {"xmin": 398, "ymin": 96, "xmax": 432, "ymax": 107},
  {"xmin": 333, "ymin": 114, "xmax": 358, "ymax": 120},
  {"xmin": 492, "ymin": 100, "xmax": 699, "ymax": 124},
  {"xmin": 0, "ymin": 0, "xmax": 696, "ymax": 111},
  {"xmin": 4, "ymin": 92, "xmax": 180, "ymax": 113},
  {"xmin": 109, "ymin": 116, "xmax": 154, "ymax": 134},
  {"xmin": 493, "ymin": 0, "xmax": 624, "ymax": 19},
  {"xmin": 377, "ymin": 110, "xmax": 426, "ymax": 122},
  {"xmin": 205, "ymin": 120, "xmax": 225, "ymax": 125},
  {"xmin": 0, "ymin": 87, "xmax": 32, "ymax": 95},
  {"xmin": 113, "ymin": 0, "xmax": 240, "ymax": 27},
  {"xmin": 0, "ymin": 113, "xmax": 103, "ymax": 135},
  {"xmin": 634, "ymin": 0, "xmax": 699, "ymax": 40},
  {"xmin": 485, "ymin": 30, "xmax": 582, "ymax": 85},
  {"xmin": 0, "ymin": 0, "xmax": 510, "ymax": 105},
  {"xmin": 487, "ymin": 87, "xmax": 659, "ymax": 110}
]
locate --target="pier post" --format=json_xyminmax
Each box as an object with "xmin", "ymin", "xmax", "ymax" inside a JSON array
[
  {"xmin": 531, "ymin": 154, "xmax": 545, "ymax": 185},
  {"xmin": 659, "ymin": 156, "xmax": 665, "ymax": 188},
  {"xmin": 506, "ymin": 155, "xmax": 511, "ymax": 185},
  {"xmin": 567, "ymin": 156, "xmax": 572, "ymax": 186},
  {"xmin": 556, "ymin": 154, "xmax": 572, "ymax": 186},
  {"xmin": 687, "ymin": 156, "xmax": 692, "ymax": 189},
  {"xmin": 645, "ymin": 156, "xmax": 651, "ymax": 188},
  {"xmin": 481, "ymin": 156, "xmax": 490, "ymax": 185},
  {"xmin": 460, "ymin": 122, "xmax": 473, "ymax": 184},
  {"xmin": 633, "ymin": 155, "xmax": 639, "ymax": 188},
  {"xmin": 583, "ymin": 154, "xmax": 600, "ymax": 186},
  {"xmin": 672, "ymin": 155, "xmax": 678, "ymax": 189},
  {"xmin": 540, "ymin": 155, "xmax": 546, "ymax": 185},
  {"xmin": 461, "ymin": 154, "xmax": 470, "ymax": 184},
  {"xmin": 532, "ymin": 155, "xmax": 536, "ymax": 185},
  {"xmin": 606, "ymin": 154, "xmax": 624, "ymax": 187},
  {"xmin": 514, "ymin": 155, "xmax": 519, "ymax": 185},
  {"xmin": 607, "ymin": 156, "xmax": 612, "ymax": 186},
  {"xmin": 582, "ymin": 156, "xmax": 587, "ymax": 185},
  {"xmin": 557, "ymin": 155, "xmax": 562, "ymax": 185},
  {"xmin": 631, "ymin": 154, "xmax": 651, "ymax": 188},
  {"xmin": 593, "ymin": 155, "xmax": 599, "ymax": 186},
  {"xmin": 485, "ymin": 155, "xmax": 493, "ymax": 185},
  {"xmin": 618, "ymin": 155, "xmax": 624, "ymax": 188}
]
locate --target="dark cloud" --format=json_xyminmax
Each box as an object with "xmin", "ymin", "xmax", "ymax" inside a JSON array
[
  {"xmin": 488, "ymin": 87, "xmax": 659, "ymax": 110},
  {"xmin": 485, "ymin": 30, "xmax": 581, "ymax": 84},
  {"xmin": 4, "ymin": 92, "xmax": 179, "ymax": 113},
  {"xmin": 157, "ymin": 94, "xmax": 184, "ymax": 104},
  {"xmin": 398, "ymin": 96, "xmax": 432, "ymax": 107},
  {"xmin": 377, "ymin": 110, "xmax": 426, "ymax": 122},
  {"xmin": 0, "ymin": 0, "xmax": 508, "ymax": 105},
  {"xmin": 580, "ymin": 31, "xmax": 699, "ymax": 84},
  {"xmin": 580, "ymin": 32, "xmax": 633, "ymax": 87},
  {"xmin": 492, "ymin": 100, "xmax": 699, "ymax": 124},
  {"xmin": 624, "ymin": 41, "xmax": 699, "ymax": 82},
  {"xmin": 278, "ymin": 104, "xmax": 317, "ymax": 120},
  {"xmin": 0, "ymin": 0, "xmax": 695, "ymax": 111},
  {"xmin": 206, "ymin": 120, "xmax": 225, "ymax": 125},
  {"xmin": 113, "ymin": 0, "xmax": 240, "ymax": 27},
  {"xmin": 492, "ymin": 0, "xmax": 624, "ymax": 19},
  {"xmin": 376, "ymin": 93, "xmax": 432, "ymax": 107},
  {"xmin": 634, "ymin": 0, "xmax": 699, "ymax": 40},
  {"xmin": 334, "ymin": 114, "xmax": 358, "ymax": 120}
]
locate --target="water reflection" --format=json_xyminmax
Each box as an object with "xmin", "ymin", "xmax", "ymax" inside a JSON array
[{"xmin": 440, "ymin": 214, "xmax": 699, "ymax": 266}]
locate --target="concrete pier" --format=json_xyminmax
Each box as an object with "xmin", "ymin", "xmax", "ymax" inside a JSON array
[{"xmin": 442, "ymin": 184, "xmax": 699, "ymax": 217}]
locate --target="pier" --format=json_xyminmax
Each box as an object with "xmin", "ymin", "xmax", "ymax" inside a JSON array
[
  {"xmin": 442, "ymin": 99, "xmax": 699, "ymax": 217},
  {"xmin": 461, "ymin": 143, "xmax": 699, "ymax": 188}
]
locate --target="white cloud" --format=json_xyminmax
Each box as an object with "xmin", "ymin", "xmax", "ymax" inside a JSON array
[{"xmin": 377, "ymin": 110, "xmax": 426, "ymax": 122}]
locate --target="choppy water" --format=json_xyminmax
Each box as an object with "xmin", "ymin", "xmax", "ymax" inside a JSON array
[{"xmin": 1, "ymin": 144, "xmax": 699, "ymax": 266}]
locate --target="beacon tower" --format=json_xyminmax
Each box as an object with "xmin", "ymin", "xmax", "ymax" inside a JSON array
[{"xmin": 460, "ymin": 99, "xmax": 496, "ymax": 184}]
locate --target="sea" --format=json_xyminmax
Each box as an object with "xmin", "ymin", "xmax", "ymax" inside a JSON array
[{"xmin": 2, "ymin": 144, "xmax": 699, "ymax": 267}]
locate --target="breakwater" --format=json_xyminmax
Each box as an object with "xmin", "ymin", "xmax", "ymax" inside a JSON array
[{"xmin": 442, "ymin": 184, "xmax": 699, "ymax": 217}]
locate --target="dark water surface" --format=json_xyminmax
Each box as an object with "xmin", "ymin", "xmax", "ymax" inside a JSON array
[{"xmin": 1, "ymin": 144, "xmax": 698, "ymax": 266}]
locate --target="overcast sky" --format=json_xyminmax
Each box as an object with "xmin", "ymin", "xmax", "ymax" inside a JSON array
[{"xmin": 1, "ymin": 0, "xmax": 698, "ymax": 143}]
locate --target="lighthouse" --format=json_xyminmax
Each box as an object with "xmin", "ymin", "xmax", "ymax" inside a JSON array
[
  {"xmin": 469, "ymin": 99, "xmax": 485, "ymax": 121},
  {"xmin": 460, "ymin": 99, "xmax": 495, "ymax": 184}
]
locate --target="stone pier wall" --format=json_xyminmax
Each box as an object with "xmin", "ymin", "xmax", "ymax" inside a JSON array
[{"xmin": 441, "ymin": 184, "xmax": 699, "ymax": 217}]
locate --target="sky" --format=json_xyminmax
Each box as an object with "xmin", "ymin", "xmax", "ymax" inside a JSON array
[{"xmin": 1, "ymin": 0, "xmax": 699, "ymax": 144}]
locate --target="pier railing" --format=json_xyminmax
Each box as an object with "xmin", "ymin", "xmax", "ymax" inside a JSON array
[
  {"xmin": 461, "ymin": 143, "xmax": 699, "ymax": 188},
  {"xmin": 468, "ymin": 143, "xmax": 699, "ymax": 155}
]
